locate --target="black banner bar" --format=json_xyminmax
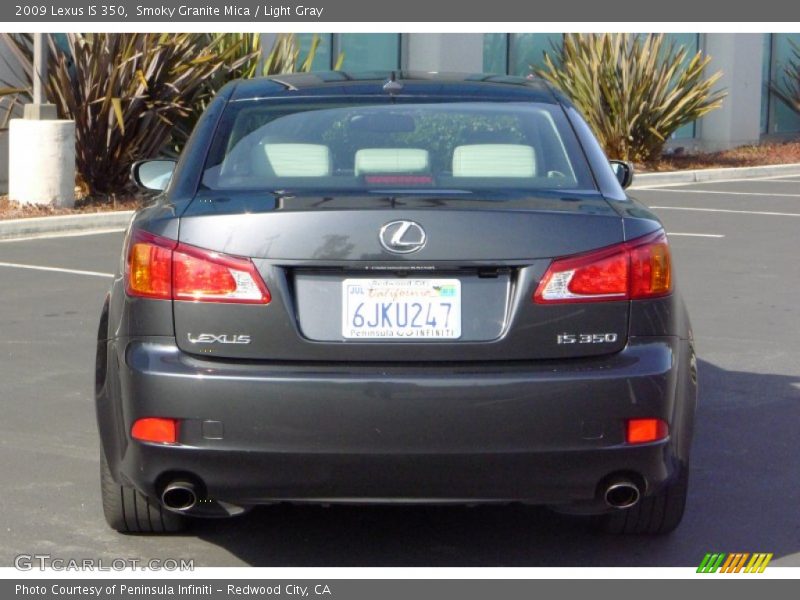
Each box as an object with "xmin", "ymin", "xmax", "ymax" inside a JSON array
[
  {"xmin": 4, "ymin": 579, "xmax": 797, "ymax": 600},
  {"xmin": 1, "ymin": 0, "xmax": 799, "ymax": 23}
]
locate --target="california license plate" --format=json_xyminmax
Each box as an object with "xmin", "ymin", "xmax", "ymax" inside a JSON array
[{"xmin": 342, "ymin": 278, "xmax": 461, "ymax": 339}]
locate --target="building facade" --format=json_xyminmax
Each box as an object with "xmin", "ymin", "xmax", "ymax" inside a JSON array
[
  {"xmin": 2, "ymin": 32, "xmax": 800, "ymax": 193},
  {"xmin": 281, "ymin": 32, "xmax": 800, "ymax": 151}
]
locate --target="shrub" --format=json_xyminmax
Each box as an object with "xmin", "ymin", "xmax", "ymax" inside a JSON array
[{"xmin": 536, "ymin": 33, "xmax": 726, "ymax": 163}]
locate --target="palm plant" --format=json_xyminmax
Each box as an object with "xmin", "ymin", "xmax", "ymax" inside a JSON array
[
  {"xmin": 536, "ymin": 33, "xmax": 726, "ymax": 163},
  {"xmin": 0, "ymin": 33, "xmax": 34, "ymax": 129},
  {"xmin": 0, "ymin": 33, "xmax": 253, "ymax": 197},
  {"xmin": 51, "ymin": 33, "xmax": 257, "ymax": 197},
  {"xmin": 173, "ymin": 33, "xmax": 335, "ymax": 150}
]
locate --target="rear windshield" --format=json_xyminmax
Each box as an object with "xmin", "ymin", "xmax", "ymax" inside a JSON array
[{"xmin": 200, "ymin": 100, "xmax": 597, "ymax": 193}]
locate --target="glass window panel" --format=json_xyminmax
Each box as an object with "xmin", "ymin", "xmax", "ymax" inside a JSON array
[
  {"xmin": 663, "ymin": 33, "xmax": 698, "ymax": 56},
  {"xmin": 483, "ymin": 33, "xmax": 508, "ymax": 74},
  {"xmin": 295, "ymin": 33, "xmax": 333, "ymax": 71},
  {"xmin": 508, "ymin": 33, "xmax": 563, "ymax": 77},
  {"xmin": 337, "ymin": 34, "xmax": 401, "ymax": 71},
  {"xmin": 766, "ymin": 33, "xmax": 800, "ymax": 134},
  {"xmin": 664, "ymin": 33, "xmax": 700, "ymax": 140},
  {"xmin": 761, "ymin": 34, "xmax": 772, "ymax": 134}
]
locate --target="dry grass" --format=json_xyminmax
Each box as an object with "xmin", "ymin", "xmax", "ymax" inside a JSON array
[
  {"xmin": 0, "ymin": 195, "xmax": 143, "ymax": 221},
  {"xmin": 642, "ymin": 141, "xmax": 800, "ymax": 172}
]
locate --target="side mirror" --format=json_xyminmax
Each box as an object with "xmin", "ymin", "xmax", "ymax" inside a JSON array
[
  {"xmin": 131, "ymin": 159, "xmax": 176, "ymax": 192},
  {"xmin": 609, "ymin": 160, "xmax": 634, "ymax": 189}
]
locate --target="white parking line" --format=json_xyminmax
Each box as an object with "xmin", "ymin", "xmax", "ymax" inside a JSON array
[
  {"xmin": 0, "ymin": 262, "xmax": 114, "ymax": 278},
  {"xmin": 631, "ymin": 173, "xmax": 800, "ymax": 189},
  {"xmin": 0, "ymin": 228, "xmax": 126, "ymax": 243},
  {"xmin": 637, "ymin": 189, "xmax": 800, "ymax": 198},
  {"xmin": 651, "ymin": 206, "xmax": 800, "ymax": 217},
  {"xmin": 668, "ymin": 233, "xmax": 725, "ymax": 238}
]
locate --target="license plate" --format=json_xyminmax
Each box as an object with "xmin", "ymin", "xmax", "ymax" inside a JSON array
[{"xmin": 342, "ymin": 278, "xmax": 461, "ymax": 340}]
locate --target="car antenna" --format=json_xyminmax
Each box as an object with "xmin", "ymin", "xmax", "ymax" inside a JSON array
[{"xmin": 383, "ymin": 71, "xmax": 403, "ymax": 95}]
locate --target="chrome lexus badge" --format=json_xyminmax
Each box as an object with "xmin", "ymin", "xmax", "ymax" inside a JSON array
[{"xmin": 379, "ymin": 220, "xmax": 427, "ymax": 254}]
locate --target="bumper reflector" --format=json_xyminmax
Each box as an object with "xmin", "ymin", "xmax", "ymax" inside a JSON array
[
  {"xmin": 131, "ymin": 418, "xmax": 178, "ymax": 444},
  {"xmin": 626, "ymin": 418, "xmax": 669, "ymax": 444}
]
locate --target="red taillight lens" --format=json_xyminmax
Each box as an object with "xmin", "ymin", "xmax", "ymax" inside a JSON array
[
  {"xmin": 534, "ymin": 230, "xmax": 672, "ymax": 304},
  {"xmin": 173, "ymin": 244, "xmax": 271, "ymax": 304},
  {"xmin": 125, "ymin": 230, "xmax": 270, "ymax": 304},
  {"xmin": 131, "ymin": 417, "xmax": 178, "ymax": 444},
  {"xmin": 630, "ymin": 233, "xmax": 672, "ymax": 299},
  {"xmin": 626, "ymin": 418, "xmax": 669, "ymax": 444},
  {"xmin": 126, "ymin": 230, "xmax": 176, "ymax": 299}
]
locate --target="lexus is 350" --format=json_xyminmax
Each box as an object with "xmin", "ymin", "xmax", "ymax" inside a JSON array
[{"xmin": 95, "ymin": 72, "xmax": 697, "ymax": 535}]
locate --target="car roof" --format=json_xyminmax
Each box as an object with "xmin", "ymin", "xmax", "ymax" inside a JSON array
[{"xmin": 227, "ymin": 71, "xmax": 559, "ymax": 103}]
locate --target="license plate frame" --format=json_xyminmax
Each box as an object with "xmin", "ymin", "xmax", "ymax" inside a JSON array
[{"xmin": 341, "ymin": 278, "xmax": 462, "ymax": 340}]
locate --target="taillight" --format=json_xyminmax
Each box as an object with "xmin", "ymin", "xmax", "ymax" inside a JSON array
[
  {"xmin": 173, "ymin": 244, "xmax": 271, "ymax": 303},
  {"xmin": 131, "ymin": 417, "xmax": 179, "ymax": 444},
  {"xmin": 534, "ymin": 230, "xmax": 672, "ymax": 304},
  {"xmin": 126, "ymin": 230, "xmax": 175, "ymax": 300},
  {"xmin": 125, "ymin": 229, "xmax": 271, "ymax": 304},
  {"xmin": 626, "ymin": 418, "xmax": 669, "ymax": 444},
  {"xmin": 629, "ymin": 233, "xmax": 671, "ymax": 299}
]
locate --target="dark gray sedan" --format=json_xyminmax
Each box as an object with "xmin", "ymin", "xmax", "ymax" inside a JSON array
[{"xmin": 95, "ymin": 72, "xmax": 697, "ymax": 535}]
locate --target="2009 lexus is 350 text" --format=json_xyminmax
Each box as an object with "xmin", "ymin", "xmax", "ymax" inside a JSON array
[{"xmin": 95, "ymin": 72, "xmax": 697, "ymax": 535}]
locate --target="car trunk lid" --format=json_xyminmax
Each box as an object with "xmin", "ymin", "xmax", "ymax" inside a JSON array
[{"xmin": 173, "ymin": 193, "xmax": 630, "ymax": 361}]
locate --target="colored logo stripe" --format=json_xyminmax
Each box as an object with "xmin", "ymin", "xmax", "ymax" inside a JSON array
[
  {"xmin": 697, "ymin": 553, "xmax": 772, "ymax": 573},
  {"xmin": 745, "ymin": 553, "xmax": 773, "ymax": 573},
  {"xmin": 721, "ymin": 553, "xmax": 750, "ymax": 573},
  {"xmin": 697, "ymin": 553, "xmax": 726, "ymax": 573}
]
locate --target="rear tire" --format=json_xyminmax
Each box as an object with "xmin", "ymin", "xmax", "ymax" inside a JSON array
[
  {"xmin": 599, "ymin": 464, "xmax": 689, "ymax": 535},
  {"xmin": 100, "ymin": 452, "xmax": 186, "ymax": 534}
]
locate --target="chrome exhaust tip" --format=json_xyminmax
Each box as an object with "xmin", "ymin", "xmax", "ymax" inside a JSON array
[
  {"xmin": 161, "ymin": 481, "xmax": 198, "ymax": 512},
  {"xmin": 604, "ymin": 480, "xmax": 641, "ymax": 509}
]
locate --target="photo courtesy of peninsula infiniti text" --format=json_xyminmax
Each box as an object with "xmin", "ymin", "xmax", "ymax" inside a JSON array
[{"xmin": 95, "ymin": 72, "xmax": 697, "ymax": 535}]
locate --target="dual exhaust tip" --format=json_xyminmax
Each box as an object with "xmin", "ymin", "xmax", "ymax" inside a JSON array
[
  {"xmin": 161, "ymin": 480, "xmax": 198, "ymax": 512},
  {"xmin": 603, "ymin": 478, "xmax": 641, "ymax": 509}
]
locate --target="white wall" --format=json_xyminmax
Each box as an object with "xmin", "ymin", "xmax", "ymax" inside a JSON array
[
  {"xmin": 404, "ymin": 33, "xmax": 484, "ymax": 72},
  {"xmin": 697, "ymin": 33, "xmax": 765, "ymax": 151}
]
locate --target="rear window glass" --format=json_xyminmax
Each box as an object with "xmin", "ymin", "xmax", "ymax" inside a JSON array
[{"xmin": 201, "ymin": 100, "xmax": 596, "ymax": 193}]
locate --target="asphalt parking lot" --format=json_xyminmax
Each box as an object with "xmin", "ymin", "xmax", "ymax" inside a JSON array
[{"xmin": 1, "ymin": 175, "xmax": 798, "ymax": 567}]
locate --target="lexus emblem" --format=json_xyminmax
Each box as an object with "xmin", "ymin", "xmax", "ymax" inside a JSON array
[{"xmin": 379, "ymin": 220, "xmax": 427, "ymax": 254}]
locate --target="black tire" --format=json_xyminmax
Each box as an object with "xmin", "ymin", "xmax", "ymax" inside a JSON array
[
  {"xmin": 100, "ymin": 452, "xmax": 187, "ymax": 534},
  {"xmin": 599, "ymin": 465, "xmax": 689, "ymax": 535}
]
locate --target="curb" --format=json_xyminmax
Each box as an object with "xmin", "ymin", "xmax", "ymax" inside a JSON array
[
  {"xmin": 631, "ymin": 163, "xmax": 800, "ymax": 188},
  {"xmin": 0, "ymin": 211, "xmax": 134, "ymax": 241}
]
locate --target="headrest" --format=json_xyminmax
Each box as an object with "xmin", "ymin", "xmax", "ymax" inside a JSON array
[
  {"xmin": 354, "ymin": 148, "xmax": 430, "ymax": 176},
  {"xmin": 452, "ymin": 144, "xmax": 537, "ymax": 177},
  {"xmin": 261, "ymin": 143, "xmax": 331, "ymax": 177}
]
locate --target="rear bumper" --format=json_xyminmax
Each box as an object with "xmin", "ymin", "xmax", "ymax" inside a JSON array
[{"xmin": 101, "ymin": 337, "xmax": 694, "ymax": 511}]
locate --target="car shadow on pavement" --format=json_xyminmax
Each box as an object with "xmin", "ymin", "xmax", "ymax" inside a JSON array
[{"xmin": 190, "ymin": 359, "xmax": 800, "ymax": 566}]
